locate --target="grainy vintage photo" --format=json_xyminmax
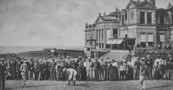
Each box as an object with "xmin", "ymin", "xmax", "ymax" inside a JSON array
[{"xmin": 0, "ymin": 0, "xmax": 173, "ymax": 90}]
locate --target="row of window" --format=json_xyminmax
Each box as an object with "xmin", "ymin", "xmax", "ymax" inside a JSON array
[
  {"xmin": 122, "ymin": 11, "xmax": 173, "ymax": 25},
  {"xmin": 96, "ymin": 29, "xmax": 104, "ymax": 42},
  {"xmin": 140, "ymin": 12, "xmax": 152, "ymax": 24},
  {"xmin": 96, "ymin": 43, "xmax": 104, "ymax": 49},
  {"xmin": 157, "ymin": 13, "xmax": 173, "ymax": 25},
  {"xmin": 140, "ymin": 33, "xmax": 154, "ymax": 42},
  {"xmin": 121, "ymin": 12, "xmax": 152, "ymax": 25}
]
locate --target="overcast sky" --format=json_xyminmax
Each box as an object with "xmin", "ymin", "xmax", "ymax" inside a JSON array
[{"xmin": 0, "ymin": 0, "xmax": 172, "ymax": 47}]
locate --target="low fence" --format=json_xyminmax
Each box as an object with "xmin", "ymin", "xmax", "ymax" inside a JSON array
[{"xmin": 135, "ymin": 47, "xmax": 173, "ymax": 54}]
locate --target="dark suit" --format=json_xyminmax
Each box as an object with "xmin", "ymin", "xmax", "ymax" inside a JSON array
[
  {"xmin": 167, "ymin": 57, "xmax": 173, "ymax": 80},
  {"xmin": 93, "ymin": 61, "xmax": 100, "ymax": 81},
  {"xmin": 0, "ymin": 62, "xmax": 6, "ymax": 89},
  {"xmin": 145, "ymin": 59, "xmax": 153, "ymax": 80}
]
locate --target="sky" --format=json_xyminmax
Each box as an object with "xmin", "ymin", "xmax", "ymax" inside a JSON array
[{"xmin": 0, "ymin": 0, "xmax": 172, "ymax": 47}]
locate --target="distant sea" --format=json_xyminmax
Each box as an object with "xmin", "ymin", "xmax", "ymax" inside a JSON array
[{"xmin": 0, "ymin": 46, "xmax": 84, "ymax": 54}]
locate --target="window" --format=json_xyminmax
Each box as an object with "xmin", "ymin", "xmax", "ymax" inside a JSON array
[
  {"xmin": 96, "ymin": 30, "xmax": 98, "ymax": 41},
  {"xmin": 102, "ymin": 43, "xmax": 104, "ymax": 48},
  {"xmin": 125, "ymin": 13, "xmax": 127, "ymax": 21},
  {"xmin": 172, "ymin": 14, "xmax": 173, "ymax": 25},
  {"xmin": 147, "ymin": 33, "xmax": 153, "ymax": 47},
  {"xmin": 122, "ymin": 15, "xmax": 124, "ymax": 25},
  {"xmin": 160, "ymin": 13, "xmax": 164, "ymax": 25},
  {"xmin": 171, "ymin": 33, "xmax": 173, "ymax": 41},
  {"xmin": 140, "ymin": 12, "xmax": 145, "ymax": 24},
  {"xmin": 102, "ymin": 29, "xmax": 104, "ymax": 41},
  {"xmin": 147, "ymin": 33, "xmax": 153, "ymax": 42},
  {"xmin": 160, "ymin": 34, "xmax": 165, "ymax": 42},
  {"xmin": 90, "ymin": 33, "xmax": 93, "ymax": 39},
  {"xmin": 113, "ymin": 29, "xmax": 118, "ymax": 38},
  {"xmin": 99, "ymin": 30, "xmax": 100, "ymax": 42},
  {"xmin": 90, "ymin": 41, "xmax": 93, "ymax": 46},
  {"xmin": 147, "ymin": 12, "xmax": 152, "ymax": 24},
  {"xmin": 131, "ymin": 11, "xmax": 134, "ymax": 20},
  {"xmin": 140, "ymin": 33, "xmax": 146, "ymax": 42}
]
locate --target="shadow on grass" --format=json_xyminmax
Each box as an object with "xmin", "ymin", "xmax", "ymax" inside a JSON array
[
  {"xmin": 6, "ymin": 82, "xmax": 92, "ymax": 90},
  {"xmin": 5, "ymin": 83, "xmax": 61, "ymax": 90},
  {"xmin": 147, "ymin": 84, "xmax": 171, "ymax": 90}
]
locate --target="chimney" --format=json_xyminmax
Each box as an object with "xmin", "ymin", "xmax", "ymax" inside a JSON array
[
  {"xmin": 168, "ymin": 3, "xmax": 172, "ymax": 8},
  {"xmin": 130, "ymin": 0, "xmax": 133, "ymax": 1},
  {"xmin": 99, "ymin": 13, "xmax": 101, "ymax": 16},
  {"xmin": 150, "ymin": 0, "xmax": 155, "ymax": 6},
  {"xmin": 103, "ymin": 12, "xmax": 106, "ymax": 16},
  {"xmin": 85, "ymin": 22, "xmax": 88, "ymax": 29}
]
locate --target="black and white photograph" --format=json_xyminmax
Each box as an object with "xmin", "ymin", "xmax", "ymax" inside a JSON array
[{"xmin": 0, "ymin": 0, "xmax": 173, "ymax": 90}]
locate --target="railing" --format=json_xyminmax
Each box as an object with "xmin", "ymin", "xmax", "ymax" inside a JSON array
[{"xmin": 135, "ymin": 47, "xmax": 173, "ymax": 54}]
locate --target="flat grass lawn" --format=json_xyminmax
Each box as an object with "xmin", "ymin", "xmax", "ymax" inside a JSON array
[{"xmin": 5, "ymin": 80, "xmax": 173, "ymax": 90}]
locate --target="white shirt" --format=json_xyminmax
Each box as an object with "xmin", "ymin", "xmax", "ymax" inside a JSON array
[
  {"xmin": 154, "ymin": 58, "xmax": 164, "ymax": 66},
  {"xmin": 112, "ymin": 62, "xmax": 118, "ymax": 67},
  {"xmin": 85, "ymin": 62, "xmax": 93, "ymax": 70},
  {"xmin": 66, "ymin": 68, "xmax": 77, "ymax": 76}
]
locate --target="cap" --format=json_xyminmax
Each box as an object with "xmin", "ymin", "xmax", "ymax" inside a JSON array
[
  {"xmin": 132, "ymin": 53, "xmax": 135, "ymax": 56},
  {"xmin": 141, "ymin": 57, "xmax": 145, "ymax": 60}
]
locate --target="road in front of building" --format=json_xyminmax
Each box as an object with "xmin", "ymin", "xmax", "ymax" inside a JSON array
[{"xmin": 5, "ymin": 80, "xmax": 173, "ymax": 90}]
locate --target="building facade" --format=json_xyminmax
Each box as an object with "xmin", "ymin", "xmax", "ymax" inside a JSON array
[
  {"xmin": 85, "ymin": 10, "xmax": 121, "ymax": 50},
  {"xmin": 120, "ymin": 0, "xmax": 157, "ymax": 48},
  {"xmin": 84, "ymin": 0, "xmax": 173, "ymax": 51}
]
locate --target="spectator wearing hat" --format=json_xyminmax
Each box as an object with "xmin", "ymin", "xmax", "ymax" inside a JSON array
[
  {"xmin": 93, "ymin": 59, "xmax": 100, "ymax": 81},
  {"xmin": 16, "ymin": 59, "xmax": 22, "ymax": 80},
  {"xmin": 154, "ymin": 55, "xmax": 164, "ymax": 79},
  {"xmin": 43, "ymin": 60, "xmax": 50, "ymax": 80},
  {"xmin": 85, "ymin": 58, "xmax": 93, "ymax": 81},
  {"xmin": 49, "ymin": 59, "xmax": 56, "ymax": 81},
  {"xmin": 100, "ymin": 58, "xmax": 106, "ymax": 81},
  {"xmin": 28, "ymin": 59, "xmax": 34, "ymax": 81},
  {"xmin": 55, "ymin": 60, "xmax": 61, "ymax": 81},
  {"xmin": 153, "ymin": 62, "xmax": 161, "ymax": 80},
  {"xmin": 111, "ymin": 59, "xmax": 118, "ymax": 80},
  {"xmin": 76, "ymin": 59, "xmax": 83, "ymax": 81},
  {"xmin": 33, "ymin": 60, "xmax": 40, "ymax": 80},
  {"xmin": 20, "ymin": 61, "xmax": 28, "ymax": 87},
  {"xmin": 106, "ymin": 61, "xmax": 112, "ymax": 80},
  {"xmin": 145, "ymin": 55, "xmax": 153, "ymax": 80},
  {"xmin": 167, "ymin": 54, "xmax": 173, "ymax": 80},
  {"xmin": 163, "ymin": 58, "xmax": 169, "ymax": 80},
  {"xmin": 119, "ymin": 62, "xmax": 127, "ymax": 80},
  {"xmin": 0, "ymin": 59, "xmax": 6, "ymax": 89},
  {"xmin": 139, "ymin": 57, "xmax": 147, "ymax": 90},
  {"xmin": 133, "ymin": 57, "xmax": 140, "ymax": 80}
]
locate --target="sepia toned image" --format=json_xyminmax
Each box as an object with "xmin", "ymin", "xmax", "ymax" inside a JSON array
[{"xmin": 0, "ymin": 0, "xmax": 173, "ymax": 90}]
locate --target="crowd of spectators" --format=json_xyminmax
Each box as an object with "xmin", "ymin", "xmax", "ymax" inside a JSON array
[{"xmin": 1, "ymin": 53, "xmax": 173, "ymax": 81}]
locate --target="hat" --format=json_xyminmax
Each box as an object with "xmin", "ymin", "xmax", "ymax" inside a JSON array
[
  {"xmin": 141, "ymin": 57, "xmax": 145, "ymax": 60},
  {"xmin": 157, "ymin": 55, "xmax": 161, "ymax": 57},
  {"xmin": 132, "ymin": 53, "xmax": 135, "ymax": 56}
]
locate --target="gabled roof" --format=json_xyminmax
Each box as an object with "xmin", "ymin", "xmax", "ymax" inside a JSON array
[
  {"xmin": 126, "ymin": 0, "xmax": 157, "ymax": 10},
  {"xmin": 94, "ymin": 15, "xmax": 119, "ymax": 24},
  {"xmin": 107, "ymin": 11, "xmax": 121, "ymax": 17}
]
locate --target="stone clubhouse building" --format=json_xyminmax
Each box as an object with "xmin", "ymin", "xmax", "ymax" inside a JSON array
[{"xmin": 84, "ymin": 0, "xmax": 173, "ymax": 58}]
